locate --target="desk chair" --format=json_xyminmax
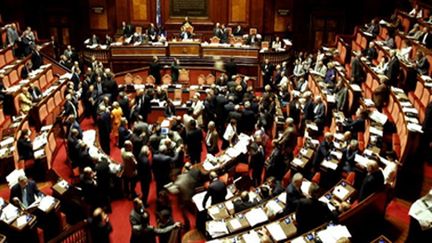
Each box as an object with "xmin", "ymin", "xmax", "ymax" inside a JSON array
[
  {"xmin": 162, "ymin": 73, "xmax": 172, "ymax": 85},
  {"xmin": 124, "ymin": 73, "xmax": 133, "ymax": 85},
  {"xmin": 210, "ymin": 36, "xmax": 220, "ymax": 44},
  {"xmin": 206, "ymin": 74, "xmax": 215, "ymax": 85},
  {"xmin": 197, "ymin": 74, "xmax": 205, "ymax": 85},
  {"xmin": 179, "ymin": 69, "xmax": 190, "ymax": 84}
]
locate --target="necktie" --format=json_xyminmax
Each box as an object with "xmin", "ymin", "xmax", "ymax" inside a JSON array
[{"xmin": 22, "ymin": 187, "xmax": 28, "ymax": 207}]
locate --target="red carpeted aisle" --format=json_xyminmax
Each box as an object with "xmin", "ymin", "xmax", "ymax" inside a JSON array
[{"xmin": 51, "ymin": 118, "xmax": 196, "ymax": 242}]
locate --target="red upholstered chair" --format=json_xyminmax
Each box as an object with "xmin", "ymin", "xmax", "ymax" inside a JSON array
[
  {"xmin": 206, "ymin": 74, "xmax": 215, "ymax": 85},
  {"xmin": 311, "ymin": 172, "xmax": 321, "ymax": 184},
  {"xmin": 346, "ymin": 172, "xmax": 356, "ymax": 186},
  {"xmin": 124, "ymin": 73, "xmax": 133, "ymax": 85},
  {"xmin": 234, "ymin": 163, "xmax": 249, "ymax": 178},
  {"xmin": 210, "ymin": 36, "xmax": 220, "ymax": 44},
  {"xmin": 282, "ymin": 169, "xmax": 292, "ymax": 188},
  {"xmin": 197, "ymin": 74, "xmax": 205, "ymax": 85},
  {"xmin": 162, "ymin": 73, "xmax": 172, "ymax": 85}
]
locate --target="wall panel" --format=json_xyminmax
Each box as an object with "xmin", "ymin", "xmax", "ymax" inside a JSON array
[
  {"xmin": 89, "ymin": 0, "xmax": 109, "ymax": 30},
  {"xmin": 131, "ymin": 0, "xmax": 149, "ymax": 21},
  {"xmin": 229, "ymin": 0, "xmax": 249, "ymax": 23}
]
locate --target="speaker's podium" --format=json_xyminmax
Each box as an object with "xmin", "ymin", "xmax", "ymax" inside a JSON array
[{"xmin": 52, "ymin": 179, "xmax": 87, "ymax": 225}]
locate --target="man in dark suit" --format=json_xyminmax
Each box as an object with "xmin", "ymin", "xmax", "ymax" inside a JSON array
[
  {"xmin": 31, "ymin": 46, "xmax": 43, "ymax": 70},
  {"xmin": 233, "ymin": 25, "xmax": 244, "ymax": 36},
  {"xmin": 137, "ymin": 146, "xmax": 152, "ymax": 206},
  {"xmin": 241, "ymin": 101, "xmax": 256, "ymax": 134},
  {"xmin": 415, "ymin": 50, "xmax": 430, "ymax": 75},
  {"xmin": 233, "ymin": 191, "xmax": 257, "ymax": 213},
  {"xmin": 302, "ymin": 92, "xmax": 315, "ymax": 122},
  {"xmin": 121, "ymin": 21, "xmax": 134, "ymax": 38},
  {"xmin": 419, "ymin": 26, "xmax": 432, "ymax": 49},
  {"xmin": 358, "ymin": 160, "xmax": 384, "ymax": 201},
  {"xmin": 423, "ymin": 101, "xmax": 432, "ymax": 163},
  {"xmin": 28, "ymin": 83, "xmax": 42, "ymax": 101},
  {"xmin": 351, "ymin": 52, "xmax": 364, "ymax": 84},
  {"xmin": 202, "ymin": 171, "xmax": 227, "ymax": 208},
  {"xmin": 17, "ymin": 129, "xmax": 34, "ymax": 160},
  {"xmin": 261, "ymin": 59, "xmax": 274, "ymax": 88},
  {"xmin": 88, "ymin": 208, "xmax": 112, "ymax": 243},
  {"xmin": 129, "ymin": 198, "xmax": 146, "ymax": 243},
  {"xmin": 249, "ymin": 136, "xmax": 265, "ymax": 186},
  {"xmin": 132, "ymin": 89, "xmax": 152, "ymax": 123},
  {"xmin": 102, "ymin": 73, "xmax": 119, "ymax": 102},
  {"xmin": 285, "ymin": 172, "xmax": 305, "ymax": 213},
  {"xmin": 152, "ymin": 145, "xmax": 182, "ymax": 192},
  {"xmin": 95, "ymin": 157, "xmax": 112, "ymax": 213},
  {"xmin": 385, "ymin": 50, "xmax": 400, "ymax": 87},
  {"xmin": 96, "ymin": 105, "xmax": 112, "ymax": 155},
  {"xmin": 295, "ymin": 183, "xmax": 337, "ymax": 234},
  {"xmin": 64, "ymin": 94, "xmax": 78, "ymax": 118},
  {"xmin": 79, "ymin": 167, "xmax": 100, "ymax": 210},
  {"xmin": 185, "ymin": 120, "xmax": 203, "ymax": 164},
  {"xmin": 20, "ymin": 62, "xmax": 32, "ymax": 79},
  {"xmin": 313, "ymin": 96, "xmax": 326, "ymax": 131},
  {"xmin": 149, "ymin": 57, "xmax": 161, "ymax": 84},
  {"xmin": 10, "ymin": 175, "xmax": 43, "ymax": 208},
  {"xmin": 224, "ymin": 57, "xmax": 237, "ymax": 80},
  {"xmin": 312, "ymin": 132, "xmax": 334, "ymax": 170}
]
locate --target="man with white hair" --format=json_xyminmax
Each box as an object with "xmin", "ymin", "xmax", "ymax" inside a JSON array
[
  {"xmin": 313, "ymin": 96, "xmax": 325, "ymax": 131},
  {"xmin": 152, "ymin": 144, "xmax": 183, "ymax": 192},
  {"xmin": 191, "ymin": 93, "xmax": 204, "ymax": 126},
  {"xmin": 285, "ymin": 172, "xmax": 305, "ymax": 213},
  {"xmin": 358, "ymin": 160, "xmax": 384, "ymax": 200},
  {"xmin": 385, "ymin": 49, "xmax": 400, "ymax": 87}
]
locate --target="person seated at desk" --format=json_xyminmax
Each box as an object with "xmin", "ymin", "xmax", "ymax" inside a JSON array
[
  {"xmin": 295, "ymin": 183, "xmax": 338, "ymax": 234},
  {"xmin": 147, "ymin": 23, "xmax": 158, "ymax": 42},
  {"xmin": 372, "ymin": 76, "xmax": 390, "ymax": 111},
  {"xmin": 272, "ymin": 36, "xmax": 284, "ymax": 51},
  {"xmin": 418, "ymin": 26, "xmax": 432, "ymax": 49},
  {"xmin": 373, "ymin": 56, "xmax": 389, "ymax": 75},
  {"xmin": 20, "ymin": 61, "xmax": 33, "ymax": 79},
  {"xmin": 407, "ymin": 23, "xmax": 423, "ymax": 40},
  {"xmin": 18, "ymin": 129, "xmax": 34, "ymax": 161},
  {"xmin": 10, "ymin": 175, "xmax": 43, "ymax": 209},
  {"xmin": 312, "ymin": 132, "xmax": 335, "ymax": 170},
  {"xmin": 181, "ymin": 16, "xmax": 192, "ymax": 30},
  {"xmin": 246, "ymin": 32, "xmax": 261, "ymax": 46},
  {"xmin": 382, "ymin": 33, "xmax": 396, "ymax": 49},
  {"xmin": 341, "ymin": 140, "xmax": 359, "ymax": 174},
  {"xmin": 233, "ymin": 191, "xmax": 258, "ymax": 213},
  {"xmin": 233, "ymin": 24, "xmax": 244, "ymax": 36},
  {"xmin": 90, "ymin": 34, "xmax": 99, "ymax": 45},
  {"xmin": 0, "ymin": 74, "xmax": 6, "ymax": 101},
  {"xmin": 414, "ymin": 50, "xmax": 430, "ymax": 75},
  {"xmin": 121, "ymin": 21, "xmax": 134, "ymax": 38},
  {"xmin": 358, "ymin": 160, "xmax": 385, "ymax": 201},
  {"xmin": 363, "ymin": 18, "xmax": 379, "ymax": 38},
  {"xmin": 408, "ymin": 3, "xmax": 423, "ymax": 19},
  {"xmin": 202, "ymin": 171, "xmax": 227, "ymax": 208},
  {"xmin": 284, "ymin": 172, "xmax": 305, "ymax": 214},
  {"xmin": 363, "ymin": 42, "xmax": 378, "ymax": 62},
  {"xmin": 104, "ymin": 34, "xmax": 112, "ymax": 46},
  {"xmin": 19, "ymin": 86, "xmax": 34, "ymax": 114},
  {"xmin": 180, "ymin": 28, "xmax": 193, "ymax": 40},
  {"xmin": 28, "ymin": 83, "xmax": 42, "ymax": 102},
  {"xmin": 342, "ymin": 108, "xmax": 369, "ymax": 136},
  {"xmin": 89, "ymin": 207, "xmax": 112, "ymax": 243},
  {"xmin": 407, "ymin": 188, "xmax": 432, "ymax": 242}
]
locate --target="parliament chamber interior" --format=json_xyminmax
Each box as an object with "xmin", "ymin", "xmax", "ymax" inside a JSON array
[{"xmin": 0, "ymin": 0, "xmax": 432, "ymax": 242}]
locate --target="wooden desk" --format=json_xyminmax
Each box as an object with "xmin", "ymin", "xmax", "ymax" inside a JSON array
[
  {"xmin": 111, "ymin": 45, "xmax": 167, "ymax": 59},
  {"xmin": 202, "ymin": 45, "xmax": 259, "ymax": 59},
  {"xmin": 169, "ymin": 42, "xmax": 201, "ymax": 57}
]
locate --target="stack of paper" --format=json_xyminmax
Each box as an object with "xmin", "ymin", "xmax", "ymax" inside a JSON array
[
  {"xmin": 266, "ymin": 222, "xmax": 287, "ymax": 241},
  {"xmin": 369, "ymin": 110, "xmax": 388, "ymax": 124},
  {"xmin": 317, "ymin": 225, "xmax": 351, "ymax": 243},
  {"xmin": 333, "ymin": 185, "xmax": 350, "ymax": 201},
  {"xmin": 407, "ymin": 123, "xmax": 423, "ymax": 133},
  {"xmin": 207, "ymin": 221, "xmax": 228, "ymax": 238},
  {"xmin": 322, "ymin": 160, "xmax": 338, "ymax": 170},
  {"xmin": 266, "ymin": 200, "xmax": 283, "ymax": 215},
  {"xmin": 243, "ymin": 230, "xmax": 261, "ymax": 243},
  {"xmin": 245, "ymin": 208, "xmax": 268, "ymax": 227},
  {"xmin": 0, "ymin": 204, "xmax": 19, "ymax": 224},
  {"xmin": 228, "ymin": 218, "xmax": 242, "ymax": 231}
]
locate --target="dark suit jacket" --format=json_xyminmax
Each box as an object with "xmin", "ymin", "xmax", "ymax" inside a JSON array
[
  {"xmin": 102, "ymin": 78, "xmax": 119, "ymax": 100},
  {"xmin": 313, "ymin": 140, "xmax": 334, "ymax": 168},
  {"xmin": 295, "ymin": 198, "xmax": 336, "ymax": 233},
  {"xmin": 285, "ymin": 183, "xmax": 305, "ymax": 213},
  {"xmin": 420, "ymin": 32, "xmax": 432, "ymax": 49},
  {"xmin": 363, "ymin": 47, "xmax": 378, "ymax": 61},
  {"xmin": 351, "ymin": 57, "xmax": 364, "ymax": 84},
  {"xmin": 18, "ymin": 136, "xmax": 34, "ymax": 160},
  {"xmin": 417, "ymin": 56, "xmax": 430, "ymax": 75},
  {"xmin": 224, "ymin": 61, "xmax": 237, "ymax": 80},
  {"xmin": 313, "ymin": 103, "xmax": 325, "ymax": 123},
  {"xmin": 385, "ymin": 57, "xmax": 400, "ymax": 87},
  {"xmin": 206, "ymin": 130, "xmax": 219, "ymax": 155},
  {"xmin": 152, "ymin": 153, "xmax": 178, "ymax": 186},
  {"xmin": 303, "ymin": 99, "xmax": 315, "ymax": 121},
  {"xmin": 29, "ymin": 86, "xmax": 41, "ymax": 101},
  {"xmin": 202, "ymin": 180, "xmax": 227, "ymax": 207},
  {"xmin": 31, "ymin": 51, "xmax": 43, "ymax": 69},
  {"xmin": 233, "ymin": 199, "xmax": 256, "ymax": 213},
  {"xmin": 149, "ymin": 62, "xmax": 161, "ymax": 84},
  {"xmin": 359, "ymin": 170, "xmax": 385, "ymax": 200},
  {"xmin": 10, "ymin": 180, "xmax": 42, "ymax": 207},
  {"xmin": 241, "ymin": 109, "xmax": 256, "ymax": 133},
  {"xmin": 185, "ymin": 128, "xmax": 203, "ymax": 154}
]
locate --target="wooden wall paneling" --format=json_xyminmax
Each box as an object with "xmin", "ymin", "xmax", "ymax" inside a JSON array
[
  {"xmin": 130, "ymin": 0, "xmax": 151, "ymax": 24},
  {"xmin": 249, "ymin": 0, "xmax": 264, "ymax": 32},
  {"xmin": 273, "ymin": 0, "xmax": 292, "ymax": 33},
  {"xmin": 229, "ymin": 0, "xmax": 249, "ymax": 24},
  {"xmin": 89, "ymin": 0, "xmax": 109, "ymax": 30},
  {"xmin": 115, "ymin": 0, "xmax": 129, "ymax": 27}
]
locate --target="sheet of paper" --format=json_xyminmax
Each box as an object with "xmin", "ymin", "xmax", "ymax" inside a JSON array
[
  {"xmin": 370, "ymin": 126, "xmax": 384, "ymax": 136},
  {"xmin": 243, "ymin": 230, "xmax": 261, "ymax": 243},
  {"xmin": 208, "ymin": 206, "xmax": 220, "ymax": 217},
  {"xmin": 207, "ymin": 220, "xmax": 229, "ymax": 237},
  {"xmin": 333, "ymin": 185, "xmax": 350, "ymax": 201},
  {"xmin": 330, "ymin": 150, "xmax": 343, "ymax": 160},
  {"xmin": 355, "ymin": 154, "xmax": 370, "ymax": 168},
  {"xmin": 82, "ymin": 130, "xmax": 96, "ymax": 145},
  {"xmin": 266, "ymin": 200, "xmax": 283, "ymax": 214},
  {"xmin": 38, "ymin": 195, "xmax": 55, "ymax": 212},
  {"xmin": 278, "ymin": 192, "xmax": 287, "ymax": 204},
  {"xmin": 6, "ymin": 169, "xmax": 25, "ymax": 188},
  {"xmin": 16, "ymin": 215, "xmax": 28, "ymax": 227},
  {"xmin": 291, "ymin": 236, "xmax": 307, "ymax": 243},
  {"xmin": 245, "ymin": 208, "xmax": 268, "ymax": 227},
  {"xmin": 322, "ymin": 160, "xmax": 338, "ymax": 170},
  {"xmin": 266, "ymin": 222, "xmax": 287, "ymax": 241},
  {"xmin": 228, "ymin": 218, "xmax": 242, "ymax": 230},
  {"xmin": 1, "ymin": 204, "xmax": 19, "ymax": 224},
  {"xmin": 369, "ymin": 110, "xmax": 388, "ymax": 125},
  {"xmin": 301, "ymin": 181, "xmax": 312, "ymax": 197},
  {"xmin": 192, "ymin": 191, "xmax": 210, "ymax": 211},
  {"xmin": 407, "ymin": 123, "xmax": 423, "ymax": 133},
  {"xmin": 0, "ymin": 137, "xmax": 14, "ymax": 147}
]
